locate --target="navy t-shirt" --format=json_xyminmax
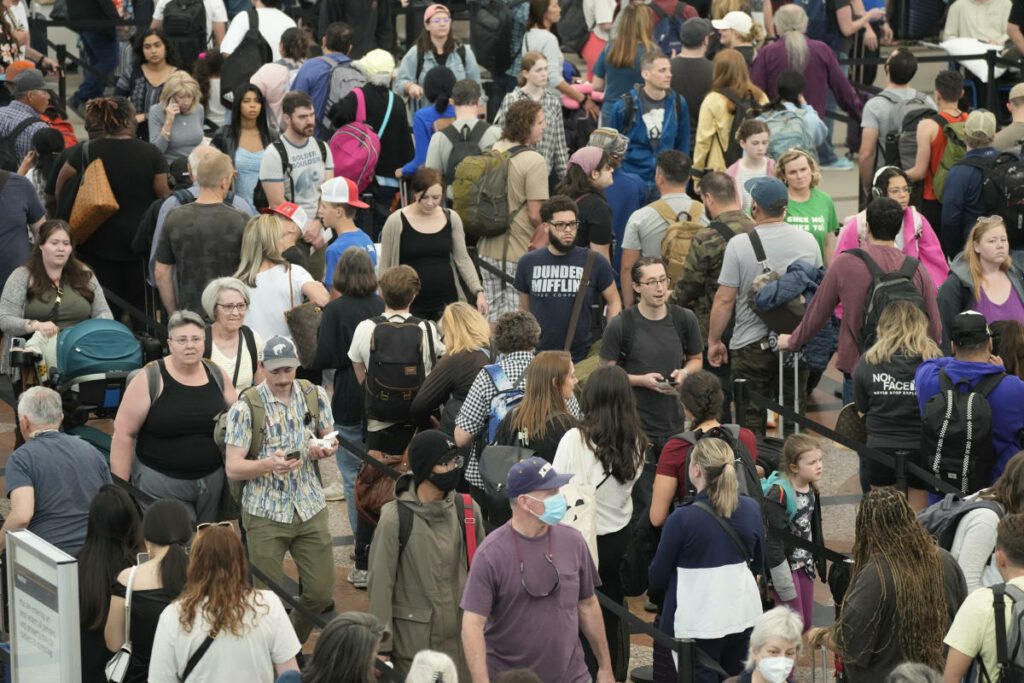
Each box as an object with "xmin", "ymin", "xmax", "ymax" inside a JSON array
[{"xmin": 514, "ymin": 246, "xmax": 615, "ymax": 361}]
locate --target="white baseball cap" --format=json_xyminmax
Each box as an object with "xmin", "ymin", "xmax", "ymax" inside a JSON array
[
  {"xmin": 712, "ymin": 11, "xmax": 754, "ymax": 34},
  {"xmin": 320, "ymin": 177, "xmax": 370, "ymax": 208}
]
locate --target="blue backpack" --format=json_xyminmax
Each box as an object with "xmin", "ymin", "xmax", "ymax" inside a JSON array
[
  {"xmin": 483, "ymin": 364, "xmax": 525, "ymax": 444},
  {"xmin": 759, "ymin": 109, "xmax": 819, "ymax": 162},
  {"xmin": 55, "ymin": 319, "xmax": 143, "ymax": 384},
  {"xmin": 761, "ymin": 470, "xmax": 798, "ymax": 519},
  {"xmin": 651, "ymin": 2, "xmax": 690, "ymax": 56}
]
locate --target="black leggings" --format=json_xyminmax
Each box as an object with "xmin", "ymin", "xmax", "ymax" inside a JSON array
[{"xmin": 583, "ymin": 524, "xmax": 632, "ymax": 680}]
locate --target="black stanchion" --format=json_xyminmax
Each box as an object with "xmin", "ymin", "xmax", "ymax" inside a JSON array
[
  {"xmin": 894, "ymin": 450, "xmax": 908, "ymax": 495},
  {"xmin": 675, "ymin": 638, "xmax": 695, "ymax": 683},
  {"xmin": 987, "ymin": 50, "xmax": 998, "ymax": 112},
  {"xmin": 55, "ymin": 43, "xmax": 66, "ymax": 112}
]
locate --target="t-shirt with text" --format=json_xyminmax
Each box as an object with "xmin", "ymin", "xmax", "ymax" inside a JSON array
[
  {"xmin": 258, "ymin": 136, "xmax": 333, "ymax": 219},
  {"xmin": 784, "ymin": 187, "xmax": 839, "ymax": 258}
]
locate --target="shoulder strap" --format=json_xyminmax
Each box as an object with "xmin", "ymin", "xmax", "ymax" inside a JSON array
[
  {"xmin": 441, "ymin": 123, "xmax": 461, "ymax": 145},
  {"xmin": 5, "ymin": 116, "xmax": 40, "ymax": 143},
  {"xmin": 617, "ymin": 306, "xmax": 638, "ymax": 365},
  {"xmin": 692, "ymin": 500, "xmax": 753, "ymax": 566},
  {"xmin": 380, "ymin": 92, "xmax": 396, "ymax": 134},
  {"xmin": 397, "ymin": 501, "xmax": 414, "ymax": 559},
  {"xmin": 747, "ymin": 229, "xmax": 768, "ymax": 265},
  {"xmin": 145, "ymin": 360, "xmax": 162, "ymax": 405},
  {"xmin": 354, "ymin": 87, "xmax": 367, "ymax": 123},
  {"xmin": 241, "ymin": 326, "xmax": 258, "ymax": 376},
  {"xmin": 247, "ymin": 6, "xmax": 259, "ymax": 30},
  {"xmin": 650, "ymin": 200, "xmax": 679, "ymax": 224},
  {"xmin": 667, "ymin": 304, "xmax": 690, "ymax": 351},
  {"xmin": 709, "ymin": 220, "xmax": 733, "ymax": 242},
  {"xmin": 622, "ymin": 92, "xmax": 637, "ymax": 132},
  {"xmin": 898, "ymin": 255, "xmax": 920, "ymax": 278},
  {"xmin": 565, "ymin": 250, "xmax": 597, "ymax": 352},
  {"xmin": 846, "ymin": 248, "xmax": 885, "ymax": 280},
  {"xmin": 416, "ymin": 48, "xmax": 426, "ymax": 83},
  {"xmin": 297, "ymin": 378, "xmax": 320, "ymax": 422},
  {"xmin": 468, "ymin": 120, "xmax": 488, "ymax": 144},
  {"xmin": 458, "ymin": 492, "xmax": 476, "ymax": 568},
  {"xmin": 975, "ymin": 371, "xmax": 1007, "ymax": 398},
  {"xmin": 241, "ymin": 386, "xmax": 266, "ymax": 458},
  {"xmin": 201, "ymin": 358, "xmax": 225, "ymax": 396},
  {"xmin": 485, "ymin": 363, "xmax": 512, "ymax": 392},
  {"xmin": 203, "ymin": 331, "xmax": 213, "ymax": 360},
  {"xmin": 995, "ymin": 584, "xmax": 1011, "ymax": 667},
  {"xmin": 272, "ymin": 140, "xmax": 291, "ymax": 199},
  {"xmin": 181, "ymin": 634, "xmax": 216, "ymax": 680},
  {"xmin": 122, "ymin": 564, "xmax": 139, "ymax": 649}
]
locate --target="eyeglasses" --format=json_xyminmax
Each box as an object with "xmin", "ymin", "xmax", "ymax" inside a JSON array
[
  {"xmin": 196, "ymin": 521, "xmax": 232, "ymax": 533},
  {"xmin": 216, "ymin": 302, "xmax": 248, "ymax": 312},
  {"xmin": 429, "ymin": 16, "xmax": 451, "ymax": 23},
  {"xmin": 513, "ymin": 531, "xmax": 559, "ymax": 598},
  {"xmin": 640, "ymin": 276, "xmax": 671, "ymax": 287},
  {"xmin": 549, "ymin": 220, "xmax": 580, "ymax": 232},
  {"xmin": 170, "ymin": 335, "xmax": 204, "ymax": 346}
]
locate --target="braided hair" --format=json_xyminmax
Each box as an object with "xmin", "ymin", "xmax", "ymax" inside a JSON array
[
  {"xmin": 680, "ymin": 370, "xmax": 725, "ymax": 428},
  {"xmin": 84, "ymin": 96, "xmax": 136, "ymax": 135}
]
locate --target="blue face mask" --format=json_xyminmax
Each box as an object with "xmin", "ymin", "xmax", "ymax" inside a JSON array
[{"xmin": 527, "ymin": 494, "xmax": 568, "ymax": 525}]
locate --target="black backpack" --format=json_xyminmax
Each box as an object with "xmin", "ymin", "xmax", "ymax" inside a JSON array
[
  {"xmin": 252, "ymin": 138, "xmax": 328, "ymax": 210},
  {"xmin": 715, "ymin": 88, "xmax": 763, "ymax": 168},
  {"xmin": 921, "ymin": 369, "xmax": 1005, "ymax": 495},
  {"xmin": 557, "ymin": 0, "xmax": 588, "ymax": 54},
  {"xmin": 917, "ymin": 492, "xmax": 1004, "ymax": 550},
  {"xmin": 621, "ymin": 90, "xmax": 684, "ymax": 137},
  {"xmin": 990, "ymin": 583, "xmax": 1024, "ymax": 683},
  {"xmin": 470, "ymin": 0, "xmax": 529, "ymax": 75},
  {"xmin": 219, "ymin": 8, "xmax": 272, "ymax": 109},
  {"xmin": 364, "ymin": 315, "xmax": 436, "ymax": 422},
  {"xmin": 672, "ymin": 425, "xmax": 763, "ymax": 504},
  {"xmin": 441, "ymin": 121, "xmax": 488, "ymax": 185},
  {"xmin": 0, "ymin": 117, "xmax": 40, "ymax": 172},
  {"xmin": 982, "ymin": 152, "xmax": 1024, "ymax": 251},
  {"xmin": 162, "ymin": 0, "xmax": 208, "ymax": 71},
  {"xmin": 416, "ymin": 45, "xmax": 468, "ymax": 85},
  {"xmin": 847, "ymin": 249, "xmax": 924, "ymax": 352},
  {"xmin": 131, "ymin": 188, "xmax": 237, "ymax": 256}
]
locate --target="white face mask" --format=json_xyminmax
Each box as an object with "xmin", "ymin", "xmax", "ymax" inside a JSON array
[{"xmin": 757, "ymin": 656, "xmax": 795, "ymax": 683}]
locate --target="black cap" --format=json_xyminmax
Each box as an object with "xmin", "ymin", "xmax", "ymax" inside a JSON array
[
  {"xmin": 951, "ymin": 311, "xmax": 991, "ymax": 347},
  {"xmin": 407, "ymin": 430, "xmax": 458, "ymax": 484}
]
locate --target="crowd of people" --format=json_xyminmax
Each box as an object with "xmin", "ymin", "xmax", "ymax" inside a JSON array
[{"xmin": 5, "ymin": 0, "xmax": 1024, "ymax": 681}]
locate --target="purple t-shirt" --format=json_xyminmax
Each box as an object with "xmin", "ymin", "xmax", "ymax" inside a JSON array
[
  {"xmin": 973, "ymin": 286, "xmax": 1024, "ymax": 327},
  {"xmin": 459, "ymin": 522, "xmax": 600, "ymax": 683}
]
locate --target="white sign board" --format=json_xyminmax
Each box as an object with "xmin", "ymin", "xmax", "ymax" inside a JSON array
[{"xmin": 6, "ymin": 530, "xmax": 80, "ymax": 683}]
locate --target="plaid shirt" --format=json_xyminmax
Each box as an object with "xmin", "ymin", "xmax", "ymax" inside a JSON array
[
  {"xmin": 224, "ymin": 381, "xmax": 334, "ymax": 524},
  {"xmin": 0, "ymin": 101, "xmax": 48, "ymax": 164},
  {"xmin": 457, "ymin": 351, "xmax": 581, "ymax": 487},
  {"xmin": 495, "ymin": 88, "xmax": 568, "ymax": 181}
]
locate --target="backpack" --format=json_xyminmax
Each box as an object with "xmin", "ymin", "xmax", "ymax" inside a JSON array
[
  {"xmin": 932, "ymin": 119, "xmax": 969, "ymax": 201},
  {"xmin": 761, "ymin": 470, "xmax": 798, "ymax": 519},
  {"xmin": 615, "ymin": 303, "xmax": 697, "ymax": 365},
  {"xmin": 131, "ymin": 188, "xmax": 236, "ymax": 257},
  {"xmin": 441, "ymin": 121, "xmax": 488, "ymax": 185},
  {"xmin": 557, "ymin": 0, "xmax": 588, "ymax": 54},
  {"xmin": 161, "ymin": 0, "xmax": 207, "ymax": 71},
  {"xmin": 877, "ymin": 90, "xmax": 935, "ymax": 169},
  {"xmin": 746, "ymin": 229, "xmax": 806, "ymax": 334},
  {"xmin": 328, "ymin": 88, "xmax": 392, "ymax": 194},
  {"xmin": 648, "ymin": 199, "xmax": 704, "ymax": 282},
  {"xmin": 219, "ymin": 8, "xmax": 272, "ymax": 109},
  {"xmin": 320, "ymin": 57, "xmax": 368, "ymax": 137},
  {"xmin": 672, "ymin": 425, "xmax": 762, "ymax": 504},
  {"xmin": 989, "ymin": 583, "xmax": 1024, "ymax": 683},
  {"xmin": 364, "ymin": 314, "xmax": 436, "ymax": 423},
  {"xmin": 396, "ymin": 493, "xmax": 477, "ymax": 569},
  {"xmin": 650, "ymin": 1, "xmax": 691, "ymax": 55},
  {"xmin": 416, "ymin": 45, "xmax": 468, "ymax": 85},
  {"xmin": 203, "ymin": 325, "xmax": 258, "ymax": 388},
  {"xmin": 452, "ymin": 145, "xmax": 529, "ymax": 241},
  {"xmin": 759, "ymin": 109, "xmax": 818, "ymax": 162},
  {"xmin": 55, "ymin": 319, "xmax": 142, "ymax": 382},
  {"xmin": 716, "ymin": 88, "xmax": 764, "ymax": 168},
  {"xmin": 621, "ymin": 91, "xmax": 684, "ymax": 139},
  {"xmin": 482, "ymin": 364, "xmax": 526, "ymax": 445},
  {"xmin": 982, "ymin": 152, "xmax": 1024, "ymax": 250},
  {"xmin": 253, "ymin": 137, "xmax": 329, "ymax": 210},
  {"xmin": 921, "ymin": 369, "xmax": 1005, "ymax": 495},
  {"xmin": 846, "ymin": 249, "xmax": 923, "ymax": 352},
  {"xmin": 0, "ymin": 117, "xmax": 40, "ymax": 172},
  {"xmin": 918, "ymin": 492, "xmax": 1005, "ymax": 550},
  {"xmin": 470, "ymin": 0, "xmax": 529, "ymax": 75}
]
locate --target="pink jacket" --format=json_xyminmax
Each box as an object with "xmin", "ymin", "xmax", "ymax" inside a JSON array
[{"xmin": 726, "ymin": 158, "xmax": 776, "ymax": 208}]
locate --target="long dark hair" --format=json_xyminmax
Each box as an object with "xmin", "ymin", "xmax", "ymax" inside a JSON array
[
  {"xmin": 555, "ymin": 153, "xmax": 611, "ymax": 200},
  {"xmin": 680, "ymin": 370, "xmax": 724, "ymax": 427},
  {"xmin": 30, "ymin": 127, "xmax": 65, "ymax": 187},
  {"xmin": 229, "ymin": 84, "xmax": 273, "ymax": 148},
  {"xmin": 423, "ymin": 66, "xmax": 456, "ymax": 114},
  {"xmin": 768, "ymin": 69, "xmax": 805, "ymax": 110},
  {"xmin": 303, "ymin": 613, "xmax": 385, "ymax": 683},
  {"xmin": 578, "ymin": 365, "xmax": 647, "ymax": 483},
  {"xmin": 77, "ymin": 485, "xmax": 144, "ymax": 631},
  {"xmin": 143, "ymin": 499, "xmax": 192, "ymax": 597},
  {"xmin": 416, "ymin": 10, "xmax": 457, "ymax": 56},
  {"xmin": 26, "ymin": 220, "xmax": 96, "ymax": 303},
  {"xmin": 132, "ymin": 28, "xmax": 183, "ymax": 71}
]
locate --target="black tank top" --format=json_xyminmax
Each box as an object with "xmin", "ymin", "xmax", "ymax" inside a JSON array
[{"xmin": 136, "ymin": 359, "xmax": 226, "ymax": 479}]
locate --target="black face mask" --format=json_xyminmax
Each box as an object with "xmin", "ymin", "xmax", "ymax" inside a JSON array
[{"xmin": 429, "ymin": 468, "xmax": 462, "ymax": 494}]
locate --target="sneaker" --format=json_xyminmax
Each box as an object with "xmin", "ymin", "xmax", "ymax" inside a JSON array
[
  {"xmin": 322, "ymin": 480, "xmax": 345, "ymax": 502},
  {"xmin": 347, "ymin": 568, "xmax": 368, "ymax": 589},
  {"xmin": 821, "ymin": 157, "xmax": 855, "ymax": 171}
]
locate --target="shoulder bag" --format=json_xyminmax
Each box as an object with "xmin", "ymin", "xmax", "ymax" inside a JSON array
[
  {"xmin": 104, "ymin": 565, "xmax": 139, "ymax": 682},
  {"xmin": 69, "ymin": 140, "xmax": 120, "ymax": 244},
  {"xmin": 284, "ymin": 265, "xmax": 322, "ymax": 367},
  {"xmin": 564, "ymin": 249, "xmax": 597, "ymax": 352},
  {"xmin": 181, "ymin": 633, "xmax": 216, "ymax": 680},
  {"xmin": 558, "ymin": 431, "xmax": 610, "ymax": 568}
]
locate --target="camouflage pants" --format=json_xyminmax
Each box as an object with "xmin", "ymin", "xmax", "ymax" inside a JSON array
[{"xmin": 730, "ymin": 342, "xmax": 808, "ymax": 436}]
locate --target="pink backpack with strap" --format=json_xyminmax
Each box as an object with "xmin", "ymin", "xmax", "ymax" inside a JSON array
[{"xmin": 328, "ymin": 88, "xmax": 394, "ymax": 192}]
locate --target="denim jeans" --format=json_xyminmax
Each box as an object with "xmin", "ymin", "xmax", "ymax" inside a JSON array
[
  {"xmin": 75, "ymin": 30, "xmax": 119, "ymax": 102},
  {"xmin": 334, "ymin": 422, "xmax": 365, "ymax": 539},
  {"xmin": 816, "ymin": 90, "xmax": 839, "ymax": 166}
]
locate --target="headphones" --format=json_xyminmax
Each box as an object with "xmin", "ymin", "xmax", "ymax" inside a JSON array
[{"xmin": 871, "ymin": 165, "xmax": 905, "ymax": 199}]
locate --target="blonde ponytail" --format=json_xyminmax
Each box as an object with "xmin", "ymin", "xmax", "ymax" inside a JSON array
[{"xmin": 692, "ymin": 438, "xmax": 740, "ymax": 517}]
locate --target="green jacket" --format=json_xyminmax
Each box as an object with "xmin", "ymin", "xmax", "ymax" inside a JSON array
[{"xmin": 671, "ymin": 209, "xmax": 756, "ymax": 339}]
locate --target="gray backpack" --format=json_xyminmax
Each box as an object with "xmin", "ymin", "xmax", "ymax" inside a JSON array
[
  {"xmin": 320, "ymin": 56, "xmax": 367, "ymax": 136},
  {"xmin": 989, "ymin": 583, "xmax": 1024, "ymax": 683},
  {"xmin": 878, "ymin": 90, "xmax": 935, "ymax": 169}
]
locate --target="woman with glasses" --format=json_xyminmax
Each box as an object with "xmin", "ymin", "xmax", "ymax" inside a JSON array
[
  {"xmin": 378, "ymin": 167, "xmax": 486, "ymax": 321},
  {"xmin": 835, "ymin": 166, "xmax": 948, "ymax": 289},
  {"xmin": 149, "ymin": 524, "xmax": 301, "ymax": 683},
  {"xmin": 367, "ymin": 430, "xmax": 484, "ymax": 679},
  {"xmin": 110, "ymin": 310, "xmax": 237, "ymax": 523},
  {"xmin": 201, "ymin": 277, "xmax": 264, "ymax": 392}
]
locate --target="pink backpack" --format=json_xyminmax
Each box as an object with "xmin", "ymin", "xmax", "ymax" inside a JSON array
[{"xmin": 328, "ymin": 88, "xmax": 394, "ymax": 192}]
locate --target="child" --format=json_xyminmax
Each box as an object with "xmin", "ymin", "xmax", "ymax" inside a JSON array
[
  {"xmin": 726, "ymin": 119, "xmax": 774, "ymax": 214},
  {"xmin": 763, "ymin": 432, "xmax": 826, "ymax": 633}
]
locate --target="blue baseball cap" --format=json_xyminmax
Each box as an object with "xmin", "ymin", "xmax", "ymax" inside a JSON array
[
  {"xmin": 744, "ymin": 176, "xmax": 790, "ymax": 214},
  {"xmin": 506, "ymin": 457, "xmax": 573, "ymax": 498}
]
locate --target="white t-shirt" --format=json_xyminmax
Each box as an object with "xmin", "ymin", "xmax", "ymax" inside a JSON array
[
  {"xmin": 210, "ymin": 328, "xmax": 265, "ymax": 391},
  {"xmin": 220, "ymin": 8, "xmax": 296, "ymax": 62},
  {"xmin": 244, "ymin": 263, "xmax": 314, "ymax": 341},
  {"xmin": 148, "ymin": 590, "xmax": 300, "ymax": 683},
  {"xmin": 258, "ymin": 136, "xmax": 334, "ymax": 219},
  {"xmin": 552, "ymin": 428, "xmax": 641, "ymax": 535},
  {"xmin": 583, "ymin": 0, "xmax": 616, "ymax": 41},
  {"xmin": 6, "ymin": 2, "xmax": 27, "ymax": 58},
  {"xmin": 154, "ymin": 0, "xmax": 229, "ymax": 46}
]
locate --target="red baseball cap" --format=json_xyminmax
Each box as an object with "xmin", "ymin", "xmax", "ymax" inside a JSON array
[
  {"xmin": 320, "ymin": 177, "xmax": 370, "ymax": 208},
  {"xmin": 262, "ymin": 202, "xmax": 310, "ymax": 230}
]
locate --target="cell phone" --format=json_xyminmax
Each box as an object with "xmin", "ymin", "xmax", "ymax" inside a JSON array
[
  {"xmin": 285, "ymin": 451, "xmax": 301, "ymax": 461},
  {"xmin": 136, "ymin": 552, "xmax": 150, "ymax": 564},
  {"xmin": 10, "ymin": 337, "xmax": 24, "ymax": 350}
]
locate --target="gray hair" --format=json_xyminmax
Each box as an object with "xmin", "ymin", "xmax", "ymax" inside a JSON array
[
  {"xmin": 886, "ymin": 663, "xmax": 942, "ymax": 683},
  {"xmin": 774, "ymin": 4, "xmax": 810, "ymax": 74},
  {"xmin": 187, "ymin": 144, "xmax": 216, "ymax": 176},
  {"xmin": 405, "ymin": 650, "xmax": 458, "ymax": 682},
  {"xmin": 302, "ymin": 612, "xmax": 385, "ymax": 683},
  {"xmin": 18, "ymin": 386, "xmax": 63, "ymax": 428},
  {"xmin": 743, "ymin": 606, "xmax": 804, "ymax": 671},
  {"xmin": 167, "ymin": 310, "xmax": 206, "ymax": 335},
  {"xmin": 201, "ymin": 277, "xmax": 252, "ymax": 319}
]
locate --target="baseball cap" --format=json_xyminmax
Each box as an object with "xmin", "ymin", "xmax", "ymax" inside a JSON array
[
  {"xmin": 568, "ymin": 146, "xmax": 605, "ymax": 175},
  {"xmin": 588, "ymin": 127, "xmax": 629, "ymax": 159},
  {"xmin": 1011, "ymin": 82, "xmax": 1024, "ymax": 101},
  {"xmin": 407, "ymin": 430, "xmax": 459, "ymax": 484},
  {"xmin": 320, "ymin": 177, "xmax": 370, "ymax": 208},
  {"xmin": 506, "ymin": 457, "xmax": 573, "ymax": 498},
  {"xmin": 680, "ymin": 18, "xmax": 713, "ymax": 48},
  {"xmin": 745, "ymin": 176, "xmax": 790, "ymax": 213},
  {"xmin": 4, "ymin": 60, "xmax": 35, "ymax": 83},
  {"xmin": 424, "ymin": 3, "xmax": 450, "ymax": 23},
  {"xmin": 711, "ymin": 11, "xmax": 754, "ymax": 35},
  {"xmin": 359, "ymin": 49, "xmax": 395, "ymax": 76},
  {"xmin": 262, "ymin": 335, "xmax": 300, "ymax": 370},
  {"xmin": 965, "ymin": 109, "xmax": 996, "ymax": 140},
  {"xmin": 950, "ymin": 311, "xmax": 991, "ymax": 347},
  {"xmin": 12, "ymin": 69, "xmax": 46, "ymax": 95},
  {"xmin": 263, "ymin": 202, "xmax": 309, "ymax": 231}
]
